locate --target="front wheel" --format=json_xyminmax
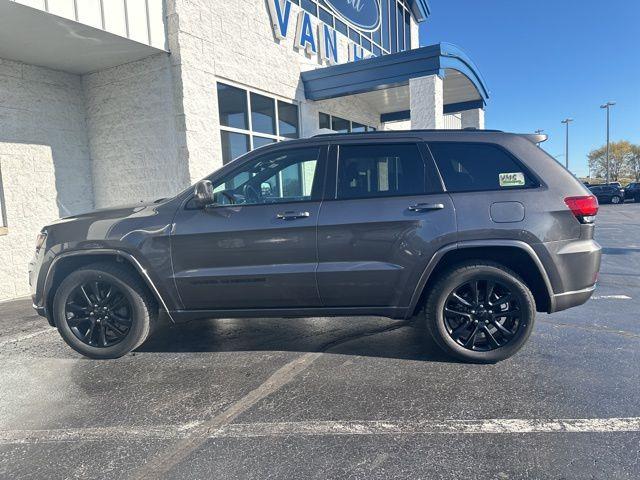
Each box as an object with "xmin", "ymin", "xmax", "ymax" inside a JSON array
[
  {"xmin": 424, "ymin": 262, "xmax": 536, "ymax": 363},
  {"xmin": 611, "ymin": 195, "xmax": 621, "ymax": 204},
  {"xmin": 53, "ymin": 263, "xmax": 157, "ymax": 359}
]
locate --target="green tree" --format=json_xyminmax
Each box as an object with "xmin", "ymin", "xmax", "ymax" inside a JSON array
[
  {"xmin": 627, "ymin": 144, "xmax": 640, "ymax": 182},
  {"xmin": 588, "ymin": 140, "xmax": 633, "ymax": 181}
]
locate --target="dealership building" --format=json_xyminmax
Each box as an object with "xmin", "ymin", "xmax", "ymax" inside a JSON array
[{"xmin": 0, "ymin": 0, "xmax": 489, "ymax": 301}]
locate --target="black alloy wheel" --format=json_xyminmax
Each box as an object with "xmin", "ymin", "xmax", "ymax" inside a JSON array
[
  {"xmin": 53, "ymin": 263, "xmax": 156, "ymax": 359},
  {"xmin": 443, "ymin": 279, "xmax": 521, "ymax": 352},
  {"xmin": 424, "ymin": 261, "xmax": 536, "ymax": 363},
  {"xmin": 64, "ymin": 281, "xmax": 133, "ymax": 347}
]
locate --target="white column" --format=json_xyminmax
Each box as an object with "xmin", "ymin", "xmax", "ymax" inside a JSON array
[
  {"xmin": 461, "ymin": 108, "xmax": 485, "ymax": 130},
  {"xmin": 409, "ymin": 75, "xmax": 444, "ymax": 129}
]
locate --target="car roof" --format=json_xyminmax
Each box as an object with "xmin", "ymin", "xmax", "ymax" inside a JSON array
[{"xmin": 266, "ymin": 130, "xmax": 546, "ymax": 147}]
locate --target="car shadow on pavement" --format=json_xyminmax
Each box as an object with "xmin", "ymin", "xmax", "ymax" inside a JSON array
[{"xmin": 137, "ymin": 316, "xmax": 455, "ymax": 363}]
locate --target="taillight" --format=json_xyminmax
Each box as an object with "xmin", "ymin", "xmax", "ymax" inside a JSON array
[{"xmin": 564, "ymin": 195, "xmax": 599, "ymax": 223}]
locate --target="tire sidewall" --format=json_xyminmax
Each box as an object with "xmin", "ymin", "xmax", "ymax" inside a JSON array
[
  {"xmin": 430, "ymin": 266, "xmax": 536, "ymax": 363},
  {"xmin": 53, "ymin": 268, "xmax": 149, "ymax": 359}
]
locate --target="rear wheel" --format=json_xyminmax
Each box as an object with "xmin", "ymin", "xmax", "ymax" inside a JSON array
[
  {"xmin": 424, "ymin": 262, "xmax": 536, "ymax": 363},
  {"xmin": 611, "ymin": 195, "xmax": 621, "ymax": 204},
  {"xmin": 53, "ymin": 263, "xmax": 157, "ymax": 359}
]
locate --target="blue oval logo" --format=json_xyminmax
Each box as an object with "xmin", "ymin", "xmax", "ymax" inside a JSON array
[{"xmin": 324, "ymin": 0, "xmax": 381, "ymax": 32}]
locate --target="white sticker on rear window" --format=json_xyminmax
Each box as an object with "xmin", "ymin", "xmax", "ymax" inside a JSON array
[{"xmin": 499, "ymin": 172, "xmax": 525, "ymax": 187}]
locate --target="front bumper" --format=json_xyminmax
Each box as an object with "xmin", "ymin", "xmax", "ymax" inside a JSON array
[{"xmin": 32, "ymin": 303, "xmax": 47, "ymax": 318}]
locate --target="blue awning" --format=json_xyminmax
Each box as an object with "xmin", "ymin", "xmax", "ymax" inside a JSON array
[{"xmin": 301, "ymin": 42, "xmax": 489, "ymax": 105}]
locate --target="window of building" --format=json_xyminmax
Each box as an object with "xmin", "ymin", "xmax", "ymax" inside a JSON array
[
  {"xmin": 250, "ymin": 92, "xmax": 276, "ymax": 136},
  {"xmin": 331, "ymin": 116, "xmax": 350, "ymax": 133},
  {"xmin": 351, "ymin": 122, "xmax": 367, "ymax": 133},
  {"xmin": 217, "ymin": 82, "xmax": 300, "ymax": 164},
  {"xmin": 211, "ymin": 148, "xmax": 321, "ymax": 206},
  {"xmin": 278, "ymin": 101, "xmax": 300, "ymax": 139},
  {"xmin": 221, "ymin": 131, "xmax": 251, "ymax": 167},
  {"xmin": 319, "ymin": 113, "xmax": 376, "ymax": 133},
  {"xmin": 217, "ymin": 83, "xmax": 248, "ymax": 130},
  {"xmin": 429, "ymin": 143, "xmax": 539, "ymax": 192},
  {"xmin": 319, "ymin": 112, "xmax": 331, "ymax": 130},
  {"xmin": 337, "ymin": 144, "xmax": 426, "ymax": 200}
]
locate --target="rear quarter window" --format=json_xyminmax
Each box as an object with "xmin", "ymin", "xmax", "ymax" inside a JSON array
[{"xmin": 428, "ymin": 142, "xmax": 539, "ymax": 193}]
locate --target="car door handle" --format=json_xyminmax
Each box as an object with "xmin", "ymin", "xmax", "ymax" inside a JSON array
[
  {"xmin": 276, "ymin": 211, "xmax": 311, "ymax": 220},
  {"xmin": 408, "ymin": 203, "xmax": 445, "ymax": 212}
]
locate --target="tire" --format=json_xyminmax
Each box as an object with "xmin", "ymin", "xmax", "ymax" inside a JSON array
[
  {"xmin": 53, "ymin": 263, "xmax": 157, "ymax": 359},
  {"xmin": 423, "ymin": 261, "xmax": 536, "ymax": 363},
  {"xmin": 611, "ymin": 195, "xmax": 621, "ymax": 204}
]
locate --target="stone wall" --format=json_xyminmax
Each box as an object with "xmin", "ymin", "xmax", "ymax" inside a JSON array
[
  {"xmin": 83, "ymin": 54, "xmax": 189, "ymax": 209},
  {"xmin": 0, "ymin": 58, "xmax": 93, "ymax": 300}
]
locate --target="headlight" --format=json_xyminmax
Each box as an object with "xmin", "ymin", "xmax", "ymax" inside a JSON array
[{"xmin": 35, "ymin": 231, "xmax": 47, "ymax": 254}]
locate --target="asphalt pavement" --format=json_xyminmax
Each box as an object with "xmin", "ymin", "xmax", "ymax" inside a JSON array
[{"xmin": 1, "ymin": 203, "xmax": 639, "ymax": 479}]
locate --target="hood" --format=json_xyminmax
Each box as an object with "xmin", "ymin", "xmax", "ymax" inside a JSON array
[{"xmin": 47, "ymin": 200, "xmax": 165, "ymax": 228}]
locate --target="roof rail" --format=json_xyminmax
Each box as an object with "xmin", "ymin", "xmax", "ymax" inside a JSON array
[{"xmin": 312, "ymin": 129, "xmax": 504, "ymax": 138}]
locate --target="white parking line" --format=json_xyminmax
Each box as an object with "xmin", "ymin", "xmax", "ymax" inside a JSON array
[
  {"xmin": 0, "ymin": 328, "xmax": 56, "ymax": 348},
  {"xmin": 2, "ymin": 417, "xmax": 639, "ymax": 445},
  {"xmin": 591, "ymin": 295, "xmax": 632, "ymax": 300},
  {"xmin": 216, "ymin": 417, "xmax": 640, "ymax": 437}
]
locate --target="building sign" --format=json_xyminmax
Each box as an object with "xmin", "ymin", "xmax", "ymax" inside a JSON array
[
  {"xmin": 267, "ymin": 0, "xmax": 372, "ymax": 65},
  {"xmin": 324, "ymin": 0, "xmax": 381, "ymax": 32}
]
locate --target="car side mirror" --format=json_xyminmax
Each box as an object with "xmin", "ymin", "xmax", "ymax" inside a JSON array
[{"xmin": 194, "ymin": 180, "xmax": 215, "ymax": 208}]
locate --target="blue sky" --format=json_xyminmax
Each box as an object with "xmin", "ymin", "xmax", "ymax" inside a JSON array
[{"xmin": 420, "ymin": 0, "xmax": 640, "ymax": 177}]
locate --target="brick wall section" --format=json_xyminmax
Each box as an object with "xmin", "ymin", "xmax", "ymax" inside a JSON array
[
  {"xmin": 0, "ymin": 58, "xmax": 93, "ymax": 300},
  {"xmin": 83, "ymin": 54, "xmax": 189, "ymax": 209}
]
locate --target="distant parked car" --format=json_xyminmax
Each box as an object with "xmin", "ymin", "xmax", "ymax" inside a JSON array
[
  {"xmin": 589, "ymin": 184, "xmax": 624, "ymax": 204},
  {"xmin": 624, "ymin": 182, "xmax": 640, "ymax": 202}
]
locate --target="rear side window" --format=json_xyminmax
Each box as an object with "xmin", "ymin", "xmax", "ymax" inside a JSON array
[
  {"xmin": 336, "ymin": 144, "xmax": 426, "ymax": 200},
  {"xmin": 429, "ymin": 143, "xmax": 538, "ymax": 192}
]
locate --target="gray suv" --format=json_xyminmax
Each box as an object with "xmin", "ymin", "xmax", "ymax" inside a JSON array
[{"xmin": 29, "ymin": 130, "xmax": 601, "ymax": 363}]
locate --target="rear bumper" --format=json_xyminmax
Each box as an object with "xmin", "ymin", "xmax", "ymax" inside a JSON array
[
  {"xmin": 550, "ymin": 284, "xmax": 596, "ymax": 313},
  {"xmin": 538, "ymin": 238, "xmax": 601, "ymax": 313}
]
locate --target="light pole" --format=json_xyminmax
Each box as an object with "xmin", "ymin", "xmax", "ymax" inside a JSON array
[
  {"xmin": 561, "ymin": 119, "xmax": 573, "ymax": 170},
  {"xmin": 600, "ymin": 101, "xmax": 616, "ymax": 184}
]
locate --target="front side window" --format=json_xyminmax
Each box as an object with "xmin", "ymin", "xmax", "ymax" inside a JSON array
[
  {"xmin": 429, "ymin": 143, "xmax": 539, "ymax": 193},
  {"xmin": 211, "ymin": 148, "xmax": 321, "ymax": 206},
  {"xmin": 336, "ymin": 144, "xmax": 426, "ymax": 200}
]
